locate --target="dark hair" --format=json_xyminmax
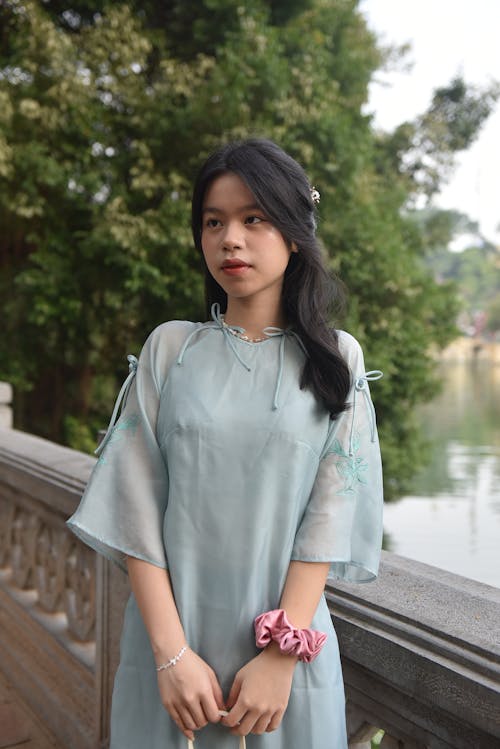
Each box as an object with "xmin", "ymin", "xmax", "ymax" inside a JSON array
[{"xmin": 191, "ymin": 138, "xmax": 350, "ymax": 419}]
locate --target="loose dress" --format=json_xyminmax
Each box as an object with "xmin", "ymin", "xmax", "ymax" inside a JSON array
[{"xmin": 67, "ymin": 302, "xmax": 384, "ymax": 749}]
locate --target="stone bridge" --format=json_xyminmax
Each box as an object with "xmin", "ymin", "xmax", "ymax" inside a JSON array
[{"xmin": 0, "ymin": 427, "xmax": 499, "ymax": 748}]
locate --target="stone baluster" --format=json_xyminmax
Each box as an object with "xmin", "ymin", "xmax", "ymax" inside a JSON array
[
  {"xmin": 0, "ymin": 381, "xmax": 13, "ymax": 428},
  {"xmin": 35, "ymin": 522, "xmax": 71, "ymax": 613},
  {"xmin": 64, "ymin": 540, "xmax": 97, "ymax": 641}
]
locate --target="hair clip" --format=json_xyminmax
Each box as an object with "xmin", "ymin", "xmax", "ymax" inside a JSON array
[{"xmin": 310, "ymin": 186, "xmax": 320, "ymax": 205}]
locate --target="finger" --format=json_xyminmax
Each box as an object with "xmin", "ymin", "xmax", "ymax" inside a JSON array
[
  {"xmin": 170, "ymin": 708, "xmax": 194, "ymax": 741},
  {"xmin": 208, "ymin": 670, "xmax": 225, "ymax": 710},
  {"xmin": 231, "ymin": 709, "xmax": 258, "ymax": 737},
  {"xmin": 223, "ymin": 699, "xmax": 247, "ymax": 729},
  {"xmin": 188, "ymin": 701, "xmax": 210, "ymax": 730},
  {"xmin": 225, "ymin": 676, "xmax": 241, "ymax": 711},
  {"xmin": 178, "ymin": 706, "xmax": 199, "ymax": 733},
  {"xmin": 266, "ymin": 709, "xmax": 284, "ymax": 732},
  {"xmin": 200, "ymin": 693, "xmax": 222, "ymax": 724},
  {"xmin": 251, "ymin": 712, "xmax": 273, "ymax": 735}
]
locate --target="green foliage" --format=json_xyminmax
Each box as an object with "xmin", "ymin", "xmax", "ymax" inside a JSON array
[
  {"xmin": 63, "ymin": 414, "xmax": 100, "ymax": 454},
  {"xmin": 416, "ymin": 207, "xmax": 500, "ymax": 331},
  {"xmin": 378, "ymin": 77, "xmax": 499, "ymax": 198},
  {"xmin": 0, "ymin": 0, "xmax": 494, "ymax": 495},
  {"xmin": 451, "ymin": 246, "xmax": 499, "ymax": 315},
  {"xmin": 486, "ymin": 295, "xmax": 500, "ymax": 333},
  {"xmin": 371, "ymin": 730, "xmax": 384, "ymax": 748}
]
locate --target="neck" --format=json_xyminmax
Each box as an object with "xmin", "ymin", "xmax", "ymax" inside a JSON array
[{"xmin": 223, "ymin": 298, "xmax": 287, "ymax": 336}]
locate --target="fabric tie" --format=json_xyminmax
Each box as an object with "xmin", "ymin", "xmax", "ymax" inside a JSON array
[
  {"xmin": 348, "ymin": 370, "xmax": 383, "ymax": 456},
  {"xmin": 176, "ymin": 303, "xmax": 250, "ymax": 373},
  {"xmin": 95, "ymin": 355, "xmax": 138, "ymax": 457},
  {"xmin": 176, "ymin": 302, "xmax": 309, "ymax": 411},
  {"xmin": 261, "ymin": 326, "xmax": 308, "ymax": 410}
]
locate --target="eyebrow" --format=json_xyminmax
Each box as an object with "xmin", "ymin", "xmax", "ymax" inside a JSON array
[{"xmin": 202, "ymin": 203, "xmax": 262, "ymax": 215}]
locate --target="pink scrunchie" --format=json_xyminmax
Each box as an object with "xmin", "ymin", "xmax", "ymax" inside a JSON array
[{"xmin": 254, "ymin": 609, "xmax": 327, "ymax": 663}]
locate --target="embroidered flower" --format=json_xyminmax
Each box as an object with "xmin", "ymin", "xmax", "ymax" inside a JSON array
[
  {"xmin": 331, "ymin": 434, "xmax": 368, "ymax": 495},
  {"xmin": 97, "ymin": 414, "xmax": 139, "ymax": 464}
]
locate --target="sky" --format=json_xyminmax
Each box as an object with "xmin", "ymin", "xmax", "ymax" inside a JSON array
[{"xmin": 359, "ymin": 0, "xmax": 500, "ymax": 246}]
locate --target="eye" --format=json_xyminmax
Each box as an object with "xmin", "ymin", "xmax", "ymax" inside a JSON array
[
  {"xmin": 205, "ymin": 217, "xmax": 221, "ymax": 228},
  {"xmin": 245, "ymin": 215, "xmax": 265, "ymax": 225}
]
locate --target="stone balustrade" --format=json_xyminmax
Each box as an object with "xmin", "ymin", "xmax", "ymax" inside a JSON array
[
  {"xmin": 0, "ymin": 427, "xmax": 128, "ymax": 749},
  {"xmin": 0, "ymin": 427, "xmax": 499, "ymax": 748},
  {"xmin": 328, "ymin": 557, "xmax": 500, "ymax": 748}
]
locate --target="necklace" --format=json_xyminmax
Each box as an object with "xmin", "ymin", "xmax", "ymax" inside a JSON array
[{"xmin": 220, "ymin": 315, "xmax": 268, "ymax": 343}]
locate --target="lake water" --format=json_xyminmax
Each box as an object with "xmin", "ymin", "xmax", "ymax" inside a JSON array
[{"xmin": 382, "ymin": 360, "xmax": 500, "ymax": 588}]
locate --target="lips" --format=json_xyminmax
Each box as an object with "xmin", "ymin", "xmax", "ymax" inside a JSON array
[
  {"xmin": 221, "ymin": 260, "xmax": 250, "ymax": 277},
  {"xmin": 222, "ymin": 260, "xmax": 250, "ymax": 268}
]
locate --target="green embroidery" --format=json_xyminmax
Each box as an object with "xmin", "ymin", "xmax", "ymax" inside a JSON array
[
  {"xmin": 97, "ymin": 414, "xmax": 139, "ymax": 464},
  {"xmin": 331, "ymin": 434, "xmax": 368, "ymax": 495}
]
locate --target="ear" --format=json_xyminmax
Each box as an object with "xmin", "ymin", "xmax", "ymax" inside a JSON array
[{"xmin": 290, "ymin": 241, "xmax": 298, "ymax": 253}]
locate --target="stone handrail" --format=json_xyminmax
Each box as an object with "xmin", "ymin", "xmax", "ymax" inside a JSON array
[
  {"xmin": 0, "ymin": 427, "xmax": 499, "ymax": 748},
  {"xmin": 328, "ymin": 555, "xmax": 500, "ymax": 748}
]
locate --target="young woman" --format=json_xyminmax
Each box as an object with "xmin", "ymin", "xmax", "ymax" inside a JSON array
[{"xmin": 67, "ymin": 138, "xmax": 383, "ymax": 749}]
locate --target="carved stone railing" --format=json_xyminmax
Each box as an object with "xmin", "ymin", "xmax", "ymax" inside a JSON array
[
  {"xmin": 0, "ymin": 427, "xmax": 499, "ymax": 749},
  {"xmin": 0, "ymin": 427, "xmax": 129, "ymax": 749}
]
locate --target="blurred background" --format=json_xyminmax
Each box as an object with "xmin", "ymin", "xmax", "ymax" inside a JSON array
[{"xmin": 0, "ymin": 0, "xmax": 499, "ymax": 585}]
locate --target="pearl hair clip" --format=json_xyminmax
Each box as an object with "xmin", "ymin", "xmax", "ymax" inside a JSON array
[{"xmin": 310, "ymin": 185, "xmax": 321, "ymax": 205}]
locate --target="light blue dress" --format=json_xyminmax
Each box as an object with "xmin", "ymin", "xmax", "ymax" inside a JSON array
[{"xmin": 67, "ymin": 303, "xmax": 383, "ymax": 749}]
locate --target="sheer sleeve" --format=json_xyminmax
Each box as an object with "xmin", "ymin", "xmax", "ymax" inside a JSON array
[
  {"xmin": 291, "ymin": 331, "xmax": 384, "ymax": 583},
  {"xmin": 66, "ymin": 320, "xmax": 194, "ymax": 572}
]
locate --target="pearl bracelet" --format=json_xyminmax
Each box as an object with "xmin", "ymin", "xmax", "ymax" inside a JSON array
[{"xmin": 156, "ymin": 645, "xmax": 188, "ymax": 672}]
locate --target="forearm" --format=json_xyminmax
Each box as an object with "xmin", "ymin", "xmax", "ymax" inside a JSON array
[
  {"xmin": 127, "ymin": 557, "xmax": 224, "ymax": 736},
  {"xmin": 126, "ymin": 556, "xmax": 186, "ymax": 663},
  {"xmin": 278, "ymin": 560, "xmax": 331, "ymax": 627},
  {"xmin": 223, "ymin": 560, "xmax": 331, "ymax": 732}
]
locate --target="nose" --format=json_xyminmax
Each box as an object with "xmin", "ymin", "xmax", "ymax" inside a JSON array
[{"xmin": 221, "ymin": 219, "xmax": 244, "ymax": 251}]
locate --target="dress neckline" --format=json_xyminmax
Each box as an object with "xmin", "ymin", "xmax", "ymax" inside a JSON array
[
  {"xmin": 220, "ymin": 314, "xmax": 286, "ymax": 345},
  {"xmin": 176, "ymin": 304, "xmax": 309, "ymax": 411}
]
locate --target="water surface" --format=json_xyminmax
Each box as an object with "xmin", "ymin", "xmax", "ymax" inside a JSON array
[{"xmin": 383, "ymin": 360, "xmax": 500, "ymax": 588}]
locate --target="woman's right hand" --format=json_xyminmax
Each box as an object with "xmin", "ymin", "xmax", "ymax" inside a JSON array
[{"xmin": 157, "ymin": 648, "xmax": 225, "ymax": 740}]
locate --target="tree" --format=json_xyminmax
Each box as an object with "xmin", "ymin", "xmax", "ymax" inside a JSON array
[
  {"xmin": 0, "ymin": 0, "xmax": 496, "ymax": 496},
  {"xmin": 416, "ymin": 207, "xmax": 500, "ymax": 332},
  {"xmin": 486, "ymin": 295, "xmax": 500, "ymax": 334},
  {"xmin": 377, "ymin": 76, "xmax": 500, "ymax": 198}
]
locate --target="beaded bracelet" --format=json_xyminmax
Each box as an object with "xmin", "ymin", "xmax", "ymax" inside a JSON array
[{"xmin": 156, "ymin": 644, "xmax": 188, "ymax": 672}]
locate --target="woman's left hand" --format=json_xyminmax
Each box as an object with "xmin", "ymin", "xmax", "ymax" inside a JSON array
[{"xmin": 221, "ymin": 643, "xmax": 296, "ymax": 736}]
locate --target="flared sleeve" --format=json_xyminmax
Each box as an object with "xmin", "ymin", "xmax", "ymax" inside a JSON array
[
  {"xmin": 66, "ymin": 320, "xmax": 193, "ymax": 572},
  {"xmin": 291, "ymin": 331, "xmax": 384, "ymax": 583}
]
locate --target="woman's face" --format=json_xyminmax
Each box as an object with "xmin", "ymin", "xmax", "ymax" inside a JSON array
[{"xmin": 201, "ymin": 172, "xmax": 296, "ymax": 308}]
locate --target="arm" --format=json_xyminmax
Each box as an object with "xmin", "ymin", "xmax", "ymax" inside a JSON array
[
  {"xmin": 126, "ymin": 556, "xmax": 224, "ymax": 740},
  {"xmin": 222, "ymin": 559, "xmax": 330, "ymax": 737},
  {"xmin": 279, "ymin": 559, "xmax": 331, "ymax": 626}
]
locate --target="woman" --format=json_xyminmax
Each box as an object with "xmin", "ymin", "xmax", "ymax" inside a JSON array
[{"xmin": 67, "ymin": 138, "xmax": 383, "ymax": 748}]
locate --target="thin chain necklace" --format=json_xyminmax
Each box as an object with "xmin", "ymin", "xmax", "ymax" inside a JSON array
[{"xmin": 220, "ymin": 314, "xmax": 268, "ymax": 343}]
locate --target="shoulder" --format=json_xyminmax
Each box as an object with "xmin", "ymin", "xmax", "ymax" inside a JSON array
[
  {"xmin": 336, "ymin": 329, "xmax": 364, "ymax": 360},
  {"xmin": 146, "ymin": 319, "xmax": 200, "ymax": 352},
  {"xmin": 335, "ymin": 330, "xmax": 366, "ymax": 375},
  {"xmin": 139, "ymin": 320, "xmax": 202, "ymax": 388}
]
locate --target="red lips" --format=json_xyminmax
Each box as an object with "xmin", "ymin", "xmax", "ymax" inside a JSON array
[{"xmin": 221, "ymin": 259, "xmax": 250, "ymax": 268}]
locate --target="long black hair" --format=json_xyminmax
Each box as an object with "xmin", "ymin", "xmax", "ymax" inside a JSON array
[{"xmin": 191, "ymin": 138, "xmax": 351, "ymax": 419}]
